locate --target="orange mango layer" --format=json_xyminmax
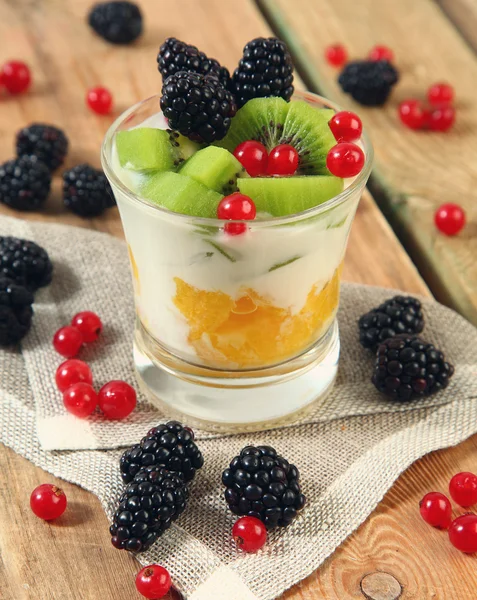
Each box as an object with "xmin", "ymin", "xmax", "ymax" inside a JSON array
[{"xmin": 173, "ymin": 264, "xmax": 342, "ymax": 368}]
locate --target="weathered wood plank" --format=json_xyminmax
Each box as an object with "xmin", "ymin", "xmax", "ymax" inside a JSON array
[{"xmin": 260, "ymin": 0, "xmax": 477, "ymax": 325}]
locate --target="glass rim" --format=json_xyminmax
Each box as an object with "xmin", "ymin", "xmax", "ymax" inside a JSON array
[{"xmin": 101, "ymin": 90, "xmax": 374, "ymax": 227}]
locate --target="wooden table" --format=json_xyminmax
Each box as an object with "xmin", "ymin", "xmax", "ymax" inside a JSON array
[{"xmin": 0, "ymin": 1, "xmax": 476, "ymax": 598}]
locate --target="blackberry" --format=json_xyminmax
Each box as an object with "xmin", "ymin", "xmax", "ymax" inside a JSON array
[
  {"xmin": 16, "ymin": 124, "xmax": 68, "ymax": 172},
  {"xmin": 359, "ymin": 295, "xmax": 424, "ymax": 351},
  {"xmin": 0, "ymin": 237, "xmax": 53, "ymax": 292},
  {"xmin": 62, "ymin": 164, "xmax": 114, "ymax": 217},
  {"xmin": 88, "ymin": 1, "xmax": 143, "ymax": 45},
  {"xmin": 161, "ymin": 71, "xmax": 236, "ymax": 143},
  {"xmin": 0, "ymin": 277, "xmax": 34, "ymax": 346},
  {"xmin": 0, "ymin": 156, "xmax": 51, "ymax": 211},
  {"xmin": 157, "ymin": 37, "xmax": 231, "ymax": 89},
  {"xmin": 338, "ymin": 60, "xmax": 399, "ymax": 106},
  {"xmin": 372, "ymin": 335, "xmax": 454, "ymax": 401},
  {"xmin": 231, "ymin": 37, "xmax": 294, "ymax": 109},
  {"xmin": 120, "ymin": 421, "xmax": 204, "ymax": 484},
  {"xmin": 110, "ymin": 467, "xmax": 188, "ymax": 552},
  {"xmin": 222, "ymin": 445, "xmax": 306, "ymax": 529}
]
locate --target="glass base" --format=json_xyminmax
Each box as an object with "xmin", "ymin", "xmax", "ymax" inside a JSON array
[{"xmin": 133, "ymin": 321, "xmax": 339, "ymax": 433}]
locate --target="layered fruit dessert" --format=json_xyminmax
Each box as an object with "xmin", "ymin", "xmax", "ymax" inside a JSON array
[{"xmin": 105, "ymin": 37, "xmax": 369, "ymax": 373}]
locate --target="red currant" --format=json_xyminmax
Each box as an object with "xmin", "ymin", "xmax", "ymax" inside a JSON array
[
  {"xmin": 86, "ymin": 86, "xmax": 113, "ymax": 115},
  {"xmin": 449, "ymin": 472, "xmax": 477, "ymax": 507},
  {"xmin": 329, "ymin": 111, "xmax": 362, "ymax": 142},
  {"xmin": 434, "ymin": 203, "xmax": 466, "ymax": 236},
  {"xmin": 326, "ymin": 142, "xmax": 365, "ymax": 178},
  {"xmin": 419, "ymin": 492, "xmax": 452, "ymax": 529},
  {"xmin": 1, "ymin": 60, "xmax": 31, "ymax": 94},
  {"xmin": 30, "ymin": 483, "xmax": 67, "ymax": 520},
  {"xmin": 217, "ymin": 193, "xmax": 256, "ymax": 236},
  {"xmin": 325, "ymin": 44, "xmax": 347, "ymax": 67},
  {"xmin": 448, "ymin": 514, "xmax": 477, "ymax": 553},
  {"xmin": 63, "ymin": 383, "xmax": 98, "ymax": 418},
  {"xmin": 428, "ymin": 82, "xmax": 454, "ymax": 106},
  {"xmin": 233, "ymin": 141, "xmax": 268, "ymax": 177},
  {"xmin": 135, "ymin": 565, "xmax": 171, "ymax": 599},
  {"xmin": 398, "ymin": 100, "xmax": 430, "ymax": 130},
  {"xmin": 53, "ymin": 326, "xmax": 84, "ymax": 358},
  {"xmin": 71, "ymin": 311, "xmax": 103, "ymax": 343},
  {"xmin": 55, "ymin": 359, "xmax": 93, "ymax": 393},
  {"xmin": 368, "ymin": 45, "xmax": 394, "ymax": 62},
  {"xmin": 98, "ymin": 380, "xmax": 137, "ymax": 419},
  {"xmin": 267, "ymin": 144, "xmax": 299, "ymax": 176},
  {"xmin": 429, "ymin": 106, "xmax": 455, "ymax": 132},
  {"xmin": 232, "ymin": 516, "xmax": 267, "ymax": 553}
]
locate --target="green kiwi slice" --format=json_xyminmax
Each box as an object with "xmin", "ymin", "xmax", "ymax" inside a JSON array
[
  {"xmin": 116, "ymin": 128, "xmax": 182, "ymax": 172},
  {"xmin": 179, "ymin": 146, "xmax": 245, "ymax": 194}
]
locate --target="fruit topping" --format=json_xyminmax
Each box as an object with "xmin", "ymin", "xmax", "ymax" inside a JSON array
[
  {"xmin": 231, "ymin": 37, "xmax": 294, "ymax": 109},
  {"xmin": 120, "ymin": 421, "xmax": 203, "ymax": 484},
  {"xmin": 1, "ymin": 60, "xmax": 31, "ymax": 94},
  {"xmin": 0, "ymin": 277, "xmax": 34, "ymax": 346},
  {"xmin": 435, "ymin": 203, "xmax": 465, "ymax": 236},
  {"xmin": 136, "ymin": 565, "xmax": 171, "ymax": 599},
  {"xmin": 398, "ymin": 99, "xmax": 429, "ymax": 130},
  {"xmin": 428, "ymin": 82, "xmax": 454, "ymax": 106},
  {"xmin": 419, "ymin": 492, "xmax": 452, "ymax": 529},
  {"xmin": 86, "ymin": 86, "xmax": 113, "ymax": 115},
  {"xmin": 372, "ymin": 335, "xmax": 454, "ymax": 401},
  {"xmin": 358, "ymin": 295, "xmax": 424, "ymax": 351},
  {"xmin": 16, "ymin": 123, "xmax": 68, "ymax": 172},
  {"xmin": 63, "ymin": 382, "xmax": 98, "ymax": 418},
  {"xmin": 329, "ymin": 111, "xmax": 362, "ymax": 142},
  {"xmin": 266, "ymin": 144, "xmax": 299, "ymax": 176},
  {"xmin": 449, "ymin": 472, "xmax": 477, "ymax": 507},
  {"xmin": 161, "ymin": 71, "xmax": 236, "ymax": 143},
  {"xmin": 338, "ymin": 60, "xmax": 399, "ymax": 106},
  {"xmin": 233, "ymin": 140, "xmax": 268, "ymax": 177},
  {"xmin": 71, "ymin": 311, "xmax": 103, "ymax": 342},
  {"xmin": 53, "ymin": 325, "xmax": 84, "ymax": 358},
  {"xmin": 30, "ymin": 484, "xmax": 67, "ymax": 520},
  {"xmin": 217, "ymin": 193, "xmax": 256, "ymax": 235},
  {"xmin": 233, "ymin": 516, "xmax": 267, "ymax": 553},
  {"xmin": 98, "ymin": 380, "xmax": 137, "ymax": 419},
  {"xmin": 88, "ymin": 1, "xmax": 143, "ymax": 45},
  {"xmin": 237, "ymin": 175, "xmax": 343, "ymax": 217},
  {"xmin": 222, "ymin": 445, "xmax": 306, "ymax": 529},
  {"xmin": 62, "ymin": 164, "xmax": 115, "ymax": 217},
  {"xmin": 110, "ymin": 466, "xmax": 189, "ymax": 551},
  {"xmin": 448, "ymin": 514, "xmax": 477, "ymax": 553},
  {"xmin": 157, "ymin": 37, "xmax": 230, "ymax": 89},
  {"xmin": 116, "ymin": 128, "xmax": 184, "ymax": 172},
  {"xmin": 326, "ymin": 142, "xmax": 365, "ymax": 178},
  {"xmin": 0, "ymin": 236, "xmax": 53, "ymax": 291},
  {"xmin": 141, "ymin": 171, "xmax": 222, "ymax": 217},
  {"xmin": 429, "ymin": 105, "xmax": 455, "ymax": 131},
  {"xmin": 179, "ymin": 146, "xmax": 244, "ymax": 194},
  {"xmin": 368, "ymin": 45, "xmax": 395, "ymax": 62},
  {"xmin": 0, "ymin": 156, "xmax": 51, "ymax": 212},
  {"xmin": 55, "ymin": 359, "xmax": 93, "ymax": 393},
  {"xmin": 325, "ymin": 44, "xmax": 348, "ymax": 67}
]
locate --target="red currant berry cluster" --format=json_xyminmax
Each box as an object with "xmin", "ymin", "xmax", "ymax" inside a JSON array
[
  {"xmin": 53, "ymin": 311, "xmax": 137, "ymax": 419},
  {"xmin": 0, "ymin": 60, "xmax": 31, "ymax": 95},
  {"xmin": 324, "ymin": 43, "xmax": 395, "ymax": 68},
  {"xmin": 419, "ymin": 471, "xmax": 477, "ymax": 554},
  {"xmin": 398, "ymin": 82, "xmax": 455, "ymax": 132},
  {"xmin": 86, "ymin": 86, "xmax": 113, "ymax": 115},
  {"xmin": 327, "ymin": 110, "xmax": 365, "ymax": 178},
  {"xmin": 233, "ymin": 141, "xmax": 300, "ymax": 177}
]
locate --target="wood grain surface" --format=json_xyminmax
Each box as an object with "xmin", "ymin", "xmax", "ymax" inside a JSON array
[
  {"xmin": 438, "ymin": 0, "xmax": 477, "ymax": 53},
  {"xmin": 0, "ymin": 1, "xmax": 476, "ymax": 599},
  {"xmin": 260, "ymin": 0, "xmax": 477, "ymax": 326}
]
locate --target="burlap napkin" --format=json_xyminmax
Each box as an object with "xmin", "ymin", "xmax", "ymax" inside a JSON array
[{"xmin": 1, "ymin": 215, "xmax": 477, "ymax": 600}]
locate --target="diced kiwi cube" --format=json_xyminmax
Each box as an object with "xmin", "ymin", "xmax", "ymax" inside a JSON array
[
  {"xmin": 179, "ymin": 146, "xmax": 243, "ymax": 193},
  {"xmin": 116, "ymin": 128, "xmax": 180, "ymax": 172}
]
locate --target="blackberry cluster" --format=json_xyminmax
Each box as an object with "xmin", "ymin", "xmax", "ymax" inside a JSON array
[
  {"xmin": 0, "ymin": 277, "xmax": 34, "ymax": 346},
  {"xmin": 359, "ymin": 295, "xmax": 424, "ymax": 351},
  {"xmin": 0, "ymin": 156, "xmax": 51, "ymax": 211},
  {"xmin": 110, "ymin": 467, "xmax": 188, "ymax": 552},
  {"xmin": 372, "ymin": 335, "xmax": 454, "ymax": 401},
  {"xmin": 16, "ymin": 124, "xmax": 68, "ymax": 172},
  {"xmin": 88, "ymin": 1, "xmax": 143, "ymax": 45},
  {"xmin": 338, "ymin": 60, "xmax": 399, "ymax": 106},
  {"xmin": 232, "ymin": 37, "xmax": 294, "ymax": 108},
  {"xmin": 0, "ymin": 236, "xmax": 53, "ymax": 292},
  {"xmin": 62, "ymin": 164, "xmax": 114, "ymax": 217},
  {"xmin": 120, "ymin": 421, "xmax": 204, "ymax": 484},
  {"xmin": 157, "ymin": 37, "xmax": 231, "ymax": 89},
  {"xmin": 160, "ymin": 71, "xmax": 237, "ymax": 143},
  {"xmin": 222, "ymin": 445, "xmax": 306, "ymax": 529}
]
